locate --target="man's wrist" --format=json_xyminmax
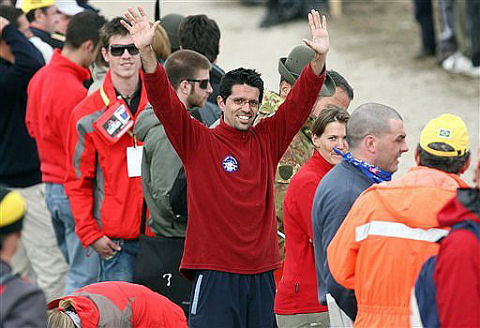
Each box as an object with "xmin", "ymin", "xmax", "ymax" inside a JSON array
[
  {"xmin": 139, "ymin": 45, "xmax": 158, "ymax": 74},
  {"xmin": 138, "ymin": 44, "xmax": 153, "ymax": 54},
  {"xmin": 310, "ymin": 54, "xmax": 326, "ymax": 76}
]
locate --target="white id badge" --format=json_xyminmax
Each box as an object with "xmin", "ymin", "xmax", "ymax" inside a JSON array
[{"xmin": 126, "ymin": 146, "xmax": 143, "ymax": 177}]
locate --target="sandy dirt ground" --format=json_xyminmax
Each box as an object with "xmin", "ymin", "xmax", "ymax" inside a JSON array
[{"xmin": 91, "ymin": 0, "xmax": 479, "ymax": 182}]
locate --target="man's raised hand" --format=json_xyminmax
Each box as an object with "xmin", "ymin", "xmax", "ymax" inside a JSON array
[
  {"xmin": 303, "ymin": 10, "xmax": 329, "ymax": 58},
  {"xmin": 120, "ymin": 7, "xmax": 159, "ymax": 51}
]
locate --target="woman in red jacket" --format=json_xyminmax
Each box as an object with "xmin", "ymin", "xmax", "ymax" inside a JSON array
[
  {"xmin": 274, "ymin": 106, "xmax": 349, "ymax": 327},
  {"xmin": 47, "ymin": 281, "xmax": 187, "ymax": 328}
]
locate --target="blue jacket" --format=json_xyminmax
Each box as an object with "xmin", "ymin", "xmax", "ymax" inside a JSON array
[
  {"xmin": 312, "ymin": 160, "xmax": 373, "ymax": 320},
  {"xmin": 0, "ymin": 25, "xmax": 44, "ymax": 187}
]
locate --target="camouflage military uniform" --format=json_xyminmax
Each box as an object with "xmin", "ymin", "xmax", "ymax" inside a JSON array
[{"xmin": 257, "ymin": 90, "xmax": 315, "ymax": 259}]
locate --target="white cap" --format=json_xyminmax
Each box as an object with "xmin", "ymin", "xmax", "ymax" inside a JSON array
[{"xmin": 56, "ymin": 0, "xmax": 84, "ymax": 16}]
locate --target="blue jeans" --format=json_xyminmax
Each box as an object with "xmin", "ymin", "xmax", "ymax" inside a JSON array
[
  {"xmin": 45, "ymin": 183, "xmax": 100, "ymax": 293},
  {"xmin": 99, "ymin": 239, "xmax": 139, "ymax": 282}
]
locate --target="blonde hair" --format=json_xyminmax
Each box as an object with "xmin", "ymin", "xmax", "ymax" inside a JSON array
[
  {"xmin": 151, "ymin": 23, "xmax": 171, "ymax": 61},
  {"xmin": 47, "ymin": 299, "xmax": 77, "ymax": 328}
]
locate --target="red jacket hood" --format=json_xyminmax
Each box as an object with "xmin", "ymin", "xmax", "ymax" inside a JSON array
[
  {"xmin": 437, "ymin": 188, "xmax": 480, "ymax": 227},
  {"xmin": 48, "ymin": 296, "xmax": 99, "ymax": 328},
  {"xmin": 364, "ymin": 166, "xmax": 468, "ymax": 229}
]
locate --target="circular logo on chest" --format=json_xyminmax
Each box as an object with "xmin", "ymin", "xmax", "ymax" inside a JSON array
[{"xmin": 222, "ymin": 155, "xmax": 239, "ymax": 173}]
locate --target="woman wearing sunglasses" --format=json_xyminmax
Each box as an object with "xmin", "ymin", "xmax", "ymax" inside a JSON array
[{"xmin": 274, "ymin": 105, "xmax": 349, "ymax": 328}]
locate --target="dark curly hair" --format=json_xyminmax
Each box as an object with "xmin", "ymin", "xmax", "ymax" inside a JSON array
[{"xmin": 218, "ymin": 68, "xmax": 264, "ymax": 103}]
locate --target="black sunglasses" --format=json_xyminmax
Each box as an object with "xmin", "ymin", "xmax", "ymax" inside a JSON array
[
  {"xmin": 186, "ymin": 78, "xmax": 210, "ymax": 89},
  {"xmin": 109, "ymin": 43, "xmax": 139, "ymax": 57}
]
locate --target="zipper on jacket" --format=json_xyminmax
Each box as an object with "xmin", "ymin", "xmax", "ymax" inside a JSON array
[{"xmin": 295, "ymin": 282, "xmax": 299, "ymax": 293}]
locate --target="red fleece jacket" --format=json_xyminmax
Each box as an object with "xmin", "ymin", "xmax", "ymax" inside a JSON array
[
  {"xmin": 434, "ymin": 190, "xmax": 480, "ymax": 327},
  {"xmin": 275, "ymin": 151, "xmax": 331, "ymax": 314},
  {"xmin": 143, "ymin": 63, "xmax": 325, "ymax": 277}
]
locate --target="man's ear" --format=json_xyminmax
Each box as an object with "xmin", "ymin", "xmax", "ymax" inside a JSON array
[
  {"xmin": 414, "ymin": 147, "xmax": 420, "ymax": 165},
  {"xmin": 459, "ymin": 154, "xmax": 471, "ymax": 175},
  {"xmin": 82, "ymin": 40, "xmax": 95, "ymax": 52},
  {"xmin": 101, "ymin": 47, "xmax": 109, "ymax": 63},
  {"xmin": 364, "ymin": 135, "xmax": 376, "ymax": 153},
  {"xmin": 178, "ymin": 80, "xmax": 191, "ymax": 96},
  {"xmin": 279, "ymin": 81, "xmax": 291, "ymax": 98},
  {"xmin": 217, "ymin": 95, "xmax": 225, "ymax": 112}
]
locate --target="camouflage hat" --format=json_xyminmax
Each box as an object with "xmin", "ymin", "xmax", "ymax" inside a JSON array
[{"xmin": 278, "ymin": 44, "xmax": 336, "ymax": 97}]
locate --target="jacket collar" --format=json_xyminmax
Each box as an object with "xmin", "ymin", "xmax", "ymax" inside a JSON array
[
  {"xmin": 49, "ymin": 49, "xmax": 91, "ymax": 82},
  {"xmin": 407, "ymin": 166, "xmax": 469, "ymax": 189},
  {"xmin": 438, "ymin": 188, "xmax": 480, "ymax": 227},
  {"xmin": 310, "ymin": 150, "xmax": 334, "ymax": 175},
  {"xmin": 216, "ymin": 118, "xmax": 252, "ymax": 139},
  {"xmin": 100, "ymin": 69, "xmax": 148, "ymax": 117},
  {"xmin": 0, "ymin": 259, "xmax": 11, "ymax": 276}
]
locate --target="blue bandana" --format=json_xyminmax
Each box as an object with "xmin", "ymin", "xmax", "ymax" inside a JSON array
[{"xmin": 333, "ymin": 148, "xmax": 392, "ymax": 183}]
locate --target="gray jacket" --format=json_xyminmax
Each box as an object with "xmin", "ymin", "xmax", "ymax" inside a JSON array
[
  {"xmin": 196, "ymin": 102, "xmax": 222, "ymax": 127},
  {"xmin": 134, "ymin": 108, "xmax": 187, "ymax": 238},
  {"xmin": 0, "ymin": 260, "xmax": 47, "ymax": 328}
]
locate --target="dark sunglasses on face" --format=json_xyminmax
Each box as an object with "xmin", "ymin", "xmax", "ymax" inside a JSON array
[
  {"xmin": 109, "ymin": 43, "xmax": 139, "ymax": 57},
  {"xmin": 186, "ymin": 78, "xmax": 210, "ymax": 89}
]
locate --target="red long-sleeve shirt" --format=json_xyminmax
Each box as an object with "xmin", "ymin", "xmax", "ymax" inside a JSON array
[{"xmin": 143, "ymin": 63, "xmax": 325, "ymax": 277}]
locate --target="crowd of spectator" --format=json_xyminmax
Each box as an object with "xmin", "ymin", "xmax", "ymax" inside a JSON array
[{"xmin": 0, "ymin": 1, "xmax": 478, "ymax": 327}]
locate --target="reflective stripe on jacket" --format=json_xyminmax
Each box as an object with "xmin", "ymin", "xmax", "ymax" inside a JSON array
[
  {"xmin": 327, "ymin": 166, "xmax": 468, "ymax": 327},
  {"xmin": 48, "ymin": 281, "xmax": 187, "ymax": 327},
  {"xmin": 64, "ymin": 70, "xmax": 147, "ymax": 246}
]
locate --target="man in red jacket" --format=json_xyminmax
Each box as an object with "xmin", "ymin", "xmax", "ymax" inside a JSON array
[
  {"xmin": 122, "ymin": 7, "xmax": 329, "ymax": 327},
  {"xmin": 64, "ymin": 17, "xmax": 149, "ymax": 283},
  {"xmin": 412, "ymin": 156, "xmax": 480, "ymax": 328},
  {"xmin": 25, "ymin": 11, "xmax": 105, "ymax": 295}
]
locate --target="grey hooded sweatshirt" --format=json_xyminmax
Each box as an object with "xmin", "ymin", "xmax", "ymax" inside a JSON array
[{"xmin": 134, "ymin": 108, "xmax": 187, "ymax": 237}]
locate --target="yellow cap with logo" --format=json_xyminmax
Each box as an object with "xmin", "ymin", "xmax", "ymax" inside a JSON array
[
  {"xmin": 16, "ymin": 0, "xmax": 56, "ymax": 14},
  {"xmin": 419, "ymin": 113, "xmax": 470, "ymax": 157}
]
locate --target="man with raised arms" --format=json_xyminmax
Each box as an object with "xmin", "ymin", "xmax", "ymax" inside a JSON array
[{"xmin": 122, "ymin": 7, "xmax": 329, "ymax": 327}]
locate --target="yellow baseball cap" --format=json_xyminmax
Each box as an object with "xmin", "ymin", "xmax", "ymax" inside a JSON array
[
  {"xmin": 16, "ymin": 0, "xmax": 56, "ymax": 14},
  {"xmin": 420, "ymin": 113, "xmax": 470, "ymax": 157},
  {"xmin": 0, "ymin": 188, "xmax": 26, "ymax": 235}
]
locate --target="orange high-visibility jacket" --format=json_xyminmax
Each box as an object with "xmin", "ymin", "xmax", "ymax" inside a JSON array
[{"xmin": 327, "ymin": 166, "xmax": 468, "ymax": 327}]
